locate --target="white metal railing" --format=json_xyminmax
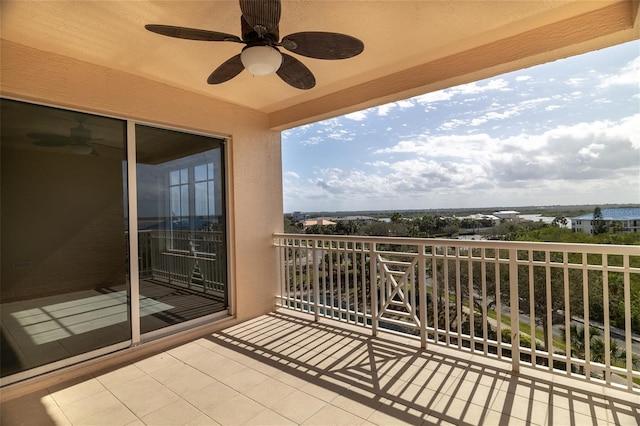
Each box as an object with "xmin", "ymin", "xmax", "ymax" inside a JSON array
[
  {"xmin": 274, "ymin": 233, "xmax": 640, "ymax": 393},
  {"xmin": 138, "ymin": 230, "xmax": 225, "ymax": 295}
]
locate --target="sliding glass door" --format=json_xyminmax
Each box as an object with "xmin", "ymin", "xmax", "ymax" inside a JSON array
[
  {"xmin": 135, "ymin": 125, "xmax": 227, "ymax": 336},
  {"xmin": 0, "ymin": 99, "xmax": 130, "ymax": 378},
  {"xmin": 0, "ymin": 99, "xmax": 229, "ymax": 382}
]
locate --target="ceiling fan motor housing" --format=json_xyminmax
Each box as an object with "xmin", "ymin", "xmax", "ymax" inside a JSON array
[{"xmin": 71, "ymin": 124, "xmax": 92, "ymax": 142}]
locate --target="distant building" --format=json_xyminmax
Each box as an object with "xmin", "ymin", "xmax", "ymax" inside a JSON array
[
  {"xmin": 334, "ymin": 215, "xmax": 376, "ymax": 223},
  {"xmin": 292, "ymin": 211, "xmax": 306, "ymax": 221},
  {"xmin": 460, "ymin": 213, "xmax": 501, "ymax": 225},
  {"xmin": 493, "ymin": 210, "xmax": 520, "ymax": 221},
  {"xmin": 571, "ymin": 208, "xmax": 640, "ymax": 234},
  {"xmin": 302, "ymin": 218, "xmax": 336, "ymax": 228}
]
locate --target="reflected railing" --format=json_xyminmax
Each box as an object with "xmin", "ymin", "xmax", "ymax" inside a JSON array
[
  {"xmin": 138, "ymin": 230, "xmax": 226, "ymax": 297},
  {"xmin": 274, "ymin": 233, "xmax": 640, "ymax": 393}
]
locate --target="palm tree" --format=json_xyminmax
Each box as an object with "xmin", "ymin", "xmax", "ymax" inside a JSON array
[{"xmin": 562, "ymin": 324, "xmax": 640, "ymax": 376}]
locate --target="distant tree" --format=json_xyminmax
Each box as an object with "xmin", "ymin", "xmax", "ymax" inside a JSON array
[
  {"xmin": 552, "ymin": 216, "xmax": 568, "ymax": 227},
  {"xmin": 390, "ymin": 212, "xmax": 403, "ymax": 223},
  {"xmin": 609, "ymin": 220, "xmax": 624, "ymax": 234},
  {"xmin": 592, "ymin": 207, "xmax": 607, "ymax": 235}
]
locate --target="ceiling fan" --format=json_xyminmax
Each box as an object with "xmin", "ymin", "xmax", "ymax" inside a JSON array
[
  {"xmin": 28, "ymin": 118, "xmax": 109, "ymax": 156},
  {"xmin": 145, "ymin": 0, "xmax": 364, "ymax": 90}
]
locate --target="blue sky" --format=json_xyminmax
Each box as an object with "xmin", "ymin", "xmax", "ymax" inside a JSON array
[{"xmin": 282, "ymin": 40, "xmax": 640, "ymax": 213}]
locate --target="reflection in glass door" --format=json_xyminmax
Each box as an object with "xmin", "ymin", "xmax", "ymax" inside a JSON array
[
  {"xmin": 0, "ymin": 99, "xmax": 130, "ymax": 379},
  {"xmin": 135, "ymin": 125, "xmax": 228, "ymax": 335}
]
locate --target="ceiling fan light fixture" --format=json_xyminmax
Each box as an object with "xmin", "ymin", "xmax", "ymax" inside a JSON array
[
  {"xmin": 70, "ymin": 144, "xmax": 93, "ymax": 155},
  {"xmin": 241, "ymin": 45, "xmax": 282, "ymax": 76}
]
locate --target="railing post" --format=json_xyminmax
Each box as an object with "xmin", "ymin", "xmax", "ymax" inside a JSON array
[
  {"xmin": 313, "ymin": 239, "xmax": 320, "ymax": 322},
  {"xmin": 371, "ymin": 242, "xmax": 378, "ymax": 337},
  {"xmin": 419, "ymin": 243, "xmax": 427, "ymax": 350},
  {"xmin": 509, "ymin": 248, "xmax": 520, "ymax": 373}
]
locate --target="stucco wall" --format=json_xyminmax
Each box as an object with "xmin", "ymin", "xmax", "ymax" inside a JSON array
[{"xmin": 0, "ymin": 39, "xmax": 283, "ymax": 320}]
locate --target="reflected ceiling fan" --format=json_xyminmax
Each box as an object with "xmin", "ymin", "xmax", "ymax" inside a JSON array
[
  {"xmin": 145, "ymin": 0, "xmax": 364, "ymax": 90},
  {"xmin": 28, "ymin": 118, "xmax": 110, "ymax": 156}
]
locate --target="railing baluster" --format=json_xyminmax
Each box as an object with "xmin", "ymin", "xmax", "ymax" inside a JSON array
[
  {"xmin": 443, "ymin": 249, "xmax": 450, "ymax": 347},
  {"xmin": 313, "ymin": 239, "xmax": 319, "ymax": 322},
  {"xmin": 563, "ymin": 251, "xmax": 571, "ymax": 375},
  {"xmin": 509, "ymin": 248, "xmax": 520, "ymax": 373},
  {"xmin": 419, "ymin": 243, "xmax": 427, "ymax": 349},
  {"xmin": 455, "ymin": 246, "xmax": 462, "ymax": 350},
  {"xmin": 481, "ymin": 248, "xmax": 488, "ymax": 357},
  {"xmin": 603, "ymin": 254, "xmax": 611, "ymax": 385},
  {"xmin": 528, "ymin": 250, "xmax": 536, "ymax": 368},
  {"xmin": 432, "ymin": 250, "xmax": 439, "ymax": 345},
  {"xmin": 495, "ymin": 252, "xmax": 502, "ymax": 360},
  {"xmin": 545, "ymin": 250, "xmax": 553, "ymax": 370},
  {"xmin": 468, "ymin": 250, "xmax": 474, "ymax": 354},
  {"xmin": 624, "ymin": 253, "xmax": 632, "ymax": 391},
  {"xmin": 583, "ymin": 252, "xmax": 591, "ymax": 380},
  {"xmin": 371, "ymin": 243, "xmax": 379, "ymax": 337}
]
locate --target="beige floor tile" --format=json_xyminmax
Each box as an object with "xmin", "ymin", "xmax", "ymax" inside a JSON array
[
  {"xmin": 189, "ymin": 354, "xmax": 247, "ymax": 380},
  {"xmin": 302, "ymin": 404, "xmax": 367, "ymax": 425},
  {"xmin": 242, "ymin": 357, "xmax": 287, "ymax": 377},
  {"xmin": 272, "ymin": 370, "xmax": 314, "ymax": 389},
  {"xmin": 243, "ymin": 378, "xmax": 297, "ymax": 408},
  {"xmin": 299, "ymin": 380, "xmax": 341, "ymax": 402},
  {"xmin": 331, "ymin": 394, "xmax": 381, "ymax": 420},
  {"xmin": 183, "ymin": 380, "xmax": 240, "ymax": 414},
  {"xmin": 109, "ymin": 374, "xmax": 166, "ymax": 402},
  {"xmin": 206, "ymin": 394, "xmax": 266, "ymax": 425},
  {"xmin": 113, "ymin": 380, "xmax": 181, "ymax": 418},
  {"xmin": 168, "ymin": 341, "xmax": 215, "ymax": 362},
  {"xmin": 548, "ymin": 405, "xmax": 601, "ymax": 426},
  {"xmin": 366, "ymin": 406, "xmax": 422, "ymax": 425},
  {"xmin": 490, "ymin": 390, "xmax": 548, "ymax": 426},
  {"xmin": 124, "ymin": 420, "xmax": 146, "ymax": 426},
  {"xmin": 270, "ymin": 389, "xmax": 328, "ymax": 424},
  {"xmin": 133, "ymin": 352, "xmax": 183, "ymax": 374},
  {"xmin": 386, "ymin": 381, "xmax": 440, "ymax": 411},
  {"xmin": 58, "ymin": 390, "xmax": 128, "ymax": 424},
  {"xmin": 1, "ymin": 392, "xmax": 72, "ymax": 426},
  {"xmin": 141, "ymin": 398, "xmax": 204, "ymax": 426},
  {"xmin": 75, "ymin": 403, "xmax": 138, "ymax": 426},
  {"xmin": 183, "ymin": 413, "xmax": 220, "ymax": 425},
  {"xmin": 150, "ymin": 363, "xmax": 217, "ymax": 395},
  {"xmin": 49, "ymin": 376, "xmax": 107, "ymax": 407},
  {"xmin": 95, "ymin": 364, "xmax": 146, "ymax": 389},
  {"xmin": 243, "ymin": 409, "xmax": 298, "ymax": 425},
  {"xmin": 219, "ymin": 366, "xmax": 269, "ymax": 393}
]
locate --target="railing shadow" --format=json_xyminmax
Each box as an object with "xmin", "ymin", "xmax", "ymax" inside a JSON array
[{"xmin": 208, "ymin": 311, "xmax": 639, "ymax": 425}]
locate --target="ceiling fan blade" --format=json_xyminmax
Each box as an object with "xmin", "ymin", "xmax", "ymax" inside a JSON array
[
  {"xmin": 28, "ymin": 133, "xmax": 70, "ymax": 147},
  {"xmin": 145, "ymin": 24, "xmax": 242, "ymax": 43},
  {"xmin": 277, "ymin": 53, "xmax": 315, "ymax": 90},
  {"xmin": 239, "ymin": 0, "xmax": 281, "ymax": 34},
  {"xmin": 207, "ymin": 54, "xmax": 245, "ymax": 84},
  {"xmin": 281, "ymin": 32, "xmax": 364, "ymax": 59}
]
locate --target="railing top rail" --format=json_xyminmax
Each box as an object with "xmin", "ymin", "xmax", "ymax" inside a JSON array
[{"xmin": 273, "ymin": 233, "xmax": 640, "ymax": 254}]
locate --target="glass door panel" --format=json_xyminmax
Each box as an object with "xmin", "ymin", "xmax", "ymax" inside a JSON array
[
  {"xmin": 0, "ymin": 99, "xmax": 129, "ymax": 377},
  {"xmin": 135, "ymin": 125, "xmax": 227, "ymax": 335}
]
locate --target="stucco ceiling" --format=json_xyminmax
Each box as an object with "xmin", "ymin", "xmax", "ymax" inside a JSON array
[{"xmin": 1, "ymin": 1, "xmax": 638, "ymax": 129}]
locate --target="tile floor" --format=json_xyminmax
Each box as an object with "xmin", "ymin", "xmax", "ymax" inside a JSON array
[
  {"xmin": 1, "ymin": 280, "xmax": 226, "ymax": 377},
  {"xmin": 2, "ymin": 311, "xmax": 640, "ymax": 425}
]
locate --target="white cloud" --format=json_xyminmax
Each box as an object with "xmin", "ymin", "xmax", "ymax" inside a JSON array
[
  {"xmin": 344, "ymin": 111, "xmax": 368, "ymax": 121},
  {"xmin": 301, "ymin": 136, "xmax": 324, "ymax": 145},
  {"xmin": 599, "ymin": 56, "xmax": 640, "ymax": 88},
  {"xmin": 515, "ymin": 75, "xmax": 532, "ymax": 82},
  {"xmin": 376, "ymin": 104, "xmax": 393, "ymax": 116},
  {"xmin": 285, "ymin": 171, "xmax": 300, "ymax": 179}
]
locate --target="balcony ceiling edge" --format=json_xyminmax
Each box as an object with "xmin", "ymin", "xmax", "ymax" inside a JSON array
[{"xmin": 268, "ymin": 1, "xmax": 639, "ymax": 131}]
